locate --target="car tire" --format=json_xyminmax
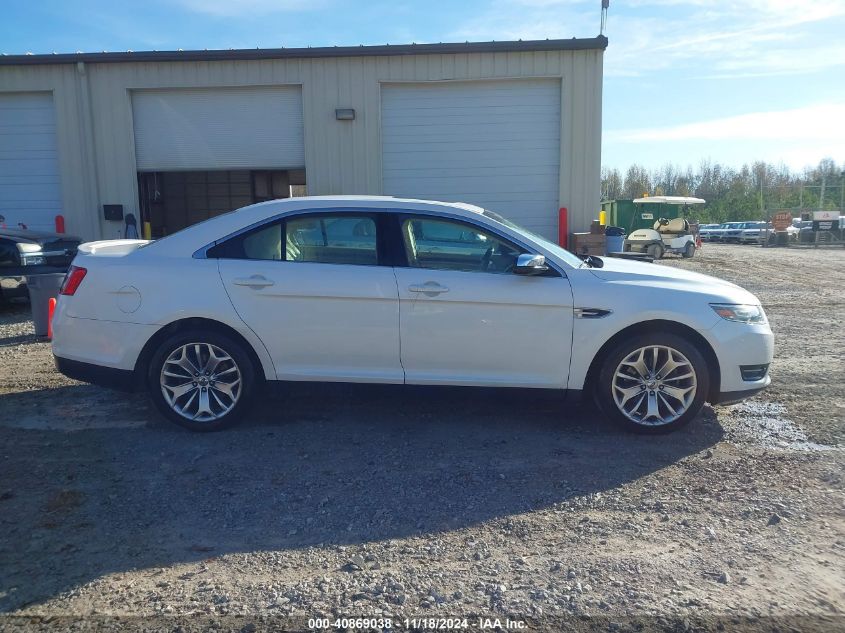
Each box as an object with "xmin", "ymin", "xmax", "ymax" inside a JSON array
[
  {"xmin": 147, "ymin": 329, "xmax": 257, "ymax": 432},
  {"xmin": 595, "ymin": 332, "xmax": 710, "ymax": 434},
  {"xmin": 647, "ymin": 243, "xmax": 664, "ymax": 259},
  {"xmin": 682, "ymin": 242, "xmax": 695, "ymax": 258}
]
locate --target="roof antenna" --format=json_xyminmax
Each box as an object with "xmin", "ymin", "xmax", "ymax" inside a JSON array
[{"xmin": 600, "ymin": 0, "xmax": 609, "ymax": 35}]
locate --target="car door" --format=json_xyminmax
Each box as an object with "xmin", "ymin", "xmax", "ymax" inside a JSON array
[
  {"xmin": 215, "ymin": 211, "xmax": 403, "ymax": 383},
  {"xmin": 393, "ymin": 214, "xmax": 574, "ymax": 388}
]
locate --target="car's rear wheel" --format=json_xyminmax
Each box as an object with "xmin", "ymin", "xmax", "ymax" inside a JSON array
[
  {"xmin": 682, "ymin": 242, "xmax": 696, "ymax": 258},
  {"xmin": 595, "ymin": 333, "xmax": 710, "ymax": 434},
  {"xmin": 148, "ymin": 329, "xmax": 256, "ymax": 431}
]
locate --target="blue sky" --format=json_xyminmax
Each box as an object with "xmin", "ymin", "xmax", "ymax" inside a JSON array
[{"xmin": 2, "ymin": 0, "xmax": 843, "ymax": 171}]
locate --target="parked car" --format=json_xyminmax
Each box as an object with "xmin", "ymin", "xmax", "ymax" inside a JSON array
[
  {"xmin": 796, "ymin": 220, "xmax": 815, "ymax": 243},
  {"xmin": 52, "ymin": 196, "xmax": 773, "ymax": 434},
  {"xmin": 0, "ymin": 228, "xmax": 81, "ymax": 301},
  {"xmin": 697, "ymin": 224, "xmax": 721, "ymax": 242},
  {"xmin": 740, "ymin": 222, "xmax": 768, "ymax": 244},
  {"xmin": 721, "ymin": 222, "xmax": 752, "ymax": 243},
  {"xmin": 706, "ymin": 222, "xmax": 733, "ymax": 242}
]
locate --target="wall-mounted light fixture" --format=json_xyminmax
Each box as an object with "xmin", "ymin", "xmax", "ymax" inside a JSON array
[{"xmin": 335, "ymin": 108, "xmax": 355, "ymax": 121}]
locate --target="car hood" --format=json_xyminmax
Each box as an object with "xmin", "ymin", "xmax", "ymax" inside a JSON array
[
  {"xmin": 586, "ymin": 257, "xmax": 757, "ymax": 302},
  {"xmin": 0, "ymin": 228, "xmax": 82, "ymax": 245}
]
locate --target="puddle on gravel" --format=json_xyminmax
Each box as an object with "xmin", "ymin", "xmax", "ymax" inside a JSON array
[{"xmin": 720, "ymin": 400, "xmax": 838, "ymax": 451}]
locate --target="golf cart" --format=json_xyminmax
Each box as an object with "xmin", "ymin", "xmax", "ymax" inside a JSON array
[{"xmin": 623, "ymin": 196, "xmax": 705, "ymax": 259}]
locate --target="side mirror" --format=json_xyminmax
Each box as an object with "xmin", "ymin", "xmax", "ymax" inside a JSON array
[{"xmin": 514, "ymin": 253, "xmax": 548, "ymax": 275}]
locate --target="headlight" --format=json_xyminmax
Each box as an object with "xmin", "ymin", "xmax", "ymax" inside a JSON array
[
  {"xmin": 710, "ymin": 303, "xmax": 767, "ymax": 324},
  {"xmin": 17, "ymin": 243, "xmax": 42, "ymax": 254}
]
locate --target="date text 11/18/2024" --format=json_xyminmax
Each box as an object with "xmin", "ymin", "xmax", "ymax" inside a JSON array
[{"xmin": 308, "ymin": 617, "xmax": 528, "ymax": 630}]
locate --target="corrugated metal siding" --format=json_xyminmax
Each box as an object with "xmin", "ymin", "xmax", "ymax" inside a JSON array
[
  {"xmin": 0, "ymin": 49, "xmax": 603, "ymax": 241},
  {"xmin": 381, "ymin": 79, "xmax": 561, "ymax": 239},
  {"xmin": 0, "ymin": 92, "xmax": 63, "ymax": 232},
  {"xmin": 132, "ymin": 86, "xmax": 304, "ymax": 171}
]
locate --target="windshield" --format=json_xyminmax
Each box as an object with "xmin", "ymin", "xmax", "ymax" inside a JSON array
[{"xmin": 481, "ymin": 209, "xmax": 585, "ymax": 268}]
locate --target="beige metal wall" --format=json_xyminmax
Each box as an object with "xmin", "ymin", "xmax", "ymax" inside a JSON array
[{"xmin": 0, "ymin": 49, "xmax": 603, "ymax": 240}]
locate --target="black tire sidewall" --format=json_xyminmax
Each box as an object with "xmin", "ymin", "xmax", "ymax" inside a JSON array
[
  {"xmin": 683, "ymin": 242, "xmax": 695, "ymax": 258},
  {"xmin": 646, "ymin": 243, "xmax": 664, "ymax": 259},
  {"xmin": 595, "ymin": 332, "xmax": 710, "ymax": 434},
  {"xmin": 147, "ymin": 329, "xmax": 256, "ymax": 432}
]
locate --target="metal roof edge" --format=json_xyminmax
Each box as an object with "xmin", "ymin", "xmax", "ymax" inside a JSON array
[{"xmin": 0, "ymin": 36, "xmax": 608, "ymax": 66}]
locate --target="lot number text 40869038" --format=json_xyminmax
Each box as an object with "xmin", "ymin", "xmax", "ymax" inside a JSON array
[{"xmin": 308, "ymin": 617, "xmax": 528, "ymax": 630}]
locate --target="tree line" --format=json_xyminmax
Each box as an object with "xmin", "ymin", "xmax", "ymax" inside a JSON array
[{"xmin": 601, "ymin": 158, "xmax": 844, "ymax": 223}]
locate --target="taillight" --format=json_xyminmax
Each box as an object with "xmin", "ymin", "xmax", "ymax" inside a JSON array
[{"xmin": 59, "ymin": 265, "xmax": 87, "ymax": 296}]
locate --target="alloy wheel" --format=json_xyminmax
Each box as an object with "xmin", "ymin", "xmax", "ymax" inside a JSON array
[
  {"xmin": 611, "ymin": 345, "xmax": 697, "ymax": 426},
  {"xmin": 160, "ymin": 343, "xmax": 242, "ymax": 422}
]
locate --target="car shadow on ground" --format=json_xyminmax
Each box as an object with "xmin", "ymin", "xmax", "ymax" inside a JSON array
[{"xmin": 0, "ymin": 382, "xmax": 723, "ymax": 611}]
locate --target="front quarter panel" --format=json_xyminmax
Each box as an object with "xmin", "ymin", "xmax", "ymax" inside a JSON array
[
  {"xmin": 565, "ymin": 266, "xmax": 773, "ymax": 395},
  {"xmin": 565, "ymin": 268, "xmax": 723, "ymax": 390}
]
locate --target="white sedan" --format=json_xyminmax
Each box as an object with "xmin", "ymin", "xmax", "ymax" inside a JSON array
[{"xmin": 52, "ymin": 196, "xmax": 773, "ymax": 433}]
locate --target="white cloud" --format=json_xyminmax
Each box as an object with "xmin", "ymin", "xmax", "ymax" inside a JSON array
[
  {"xmin": 450, "ymin": 0, "xmax": 845, "ymax": 79},
  {"xmin": 606, "ymin": 103, "xmax": 845, "ymax": 144}
]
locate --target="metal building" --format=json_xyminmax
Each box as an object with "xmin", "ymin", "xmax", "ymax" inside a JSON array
[{"xmin": 0, "ymin": 38, "xmax": 606, "ymax": 242}]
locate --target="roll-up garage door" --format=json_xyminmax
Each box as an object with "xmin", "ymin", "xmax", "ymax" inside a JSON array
[
  {"xmin": 381, "ymin": 79, "xmax": 561, "ymax": 239},
  {"xmin": 0, "ymin": 92, "xmax": 62, "ymax": 232},
  {"xmin": 132, "ymin": 86, "xmax": 304, "ymax": 171}
]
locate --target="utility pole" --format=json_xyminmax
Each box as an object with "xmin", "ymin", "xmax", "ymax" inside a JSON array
[
  {"xmin": 820, "ymin": 174, "xmax": 826, "ymax": 209},
  {"xmin": 840, "ymin": 170, "xmax": 844, "ymax": 212}
]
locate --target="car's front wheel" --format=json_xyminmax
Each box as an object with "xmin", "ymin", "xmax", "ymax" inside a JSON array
[
  {"xmin": 148, "ymin": 329, "xmax": 257, "ymax": 431},
  {"xmin": 647, "ymin": 243, "xmax": 664, "ymax": 259},
  {"xmin": 595, "ymin": 333, "xmax": 710, "ymax": 433}
]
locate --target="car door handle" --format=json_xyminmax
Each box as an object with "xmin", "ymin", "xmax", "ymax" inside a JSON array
[
  {"xmin": 232, "ymin": 275, "xmax": 275, "ymax": 288},
  {"xmin": 408, "ymin": 282, "xmax": 449, "ymax": 295}
]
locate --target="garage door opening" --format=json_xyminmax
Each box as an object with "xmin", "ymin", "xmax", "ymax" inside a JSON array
[{"xmin": 137, "ymin": 168, "xmax": 306, "ymax": 238}]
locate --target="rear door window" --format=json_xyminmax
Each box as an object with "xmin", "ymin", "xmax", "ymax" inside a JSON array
[
  {"xmin": 285, "ymin": 216, "xmax": 377, "ymax": 265},
  {"xmin": 208, "ymin": 213, "xmax": 379, "ymax": 266}
]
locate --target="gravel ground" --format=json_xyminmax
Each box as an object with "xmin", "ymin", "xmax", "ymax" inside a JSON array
[{"xmin": 0, "ymin": 243, "xmax": 842, "ymax": 632}]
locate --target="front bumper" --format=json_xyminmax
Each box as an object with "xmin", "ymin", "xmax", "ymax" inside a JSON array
[
  {"xmin": 0, "ymin": 275, "xmax": 27, "ymax": 299},
  {"xmin": 713, "ymin": 379, "xmax": 771, "ymax": 405},
  {"xmin": 623, "ymin": 239, "xmax": 657, "ymax": 253},
  {"xmin": 704, "ymin": 319, "xmax": 774, "ymax": 403}
]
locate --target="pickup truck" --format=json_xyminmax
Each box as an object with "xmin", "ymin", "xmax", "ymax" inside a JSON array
[{"xmin": 0, "ymin": 228, "xmax": 81, "ymax": 301}]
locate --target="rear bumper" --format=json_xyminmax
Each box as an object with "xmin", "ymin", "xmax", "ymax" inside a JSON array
[
  {"xmin": 54, "ymin": 355, "xmax": 137, "ymax": 391},
  {"xmin": 51, "ymin": 308, "xmax": 158, "ymax": 371}
]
